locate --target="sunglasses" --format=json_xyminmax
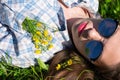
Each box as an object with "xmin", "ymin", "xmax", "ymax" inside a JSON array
[{"xmin": 85, "ymin": 18, "xmax": 118, "ymax": 61}]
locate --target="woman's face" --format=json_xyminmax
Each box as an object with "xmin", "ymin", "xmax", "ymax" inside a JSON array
[{"xmin": 71, "ymin": 18, "xmax": 120, "ymax": 68}]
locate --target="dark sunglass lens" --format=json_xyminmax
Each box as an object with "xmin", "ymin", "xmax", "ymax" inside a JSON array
[
  {"xmin": 98, "ymin": 18, "xmax": 118, "ymax": 38},
  {"xmin": 85, "ymin": 40, "xmax": 103, "ymax": 61}
]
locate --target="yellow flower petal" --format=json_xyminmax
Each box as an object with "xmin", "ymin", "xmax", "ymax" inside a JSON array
[
  {"xmin": 56, "ymin": 64, "xmax": 61, "ymax": 70},
  {"xmin": 32, "ymin": 35, "xmax": 37, "ymax": 41},
  {"xmin": 48, "ymin": 44, "xmax": 54, "ymax": 50},
  {"xmin": 35, "ymin": 44, "xmax": 39, "ymax": 49},
  {"xmin": 41, "ymin": 40, "xmax": 48, "ymax": 45},
  {"xmin": 36, "ymin": 31, "xmax": 41, "ymax": 36},
  {"xmin": 47, "ymin": 35, "xmax": 52, "ymax": 41},
  {"xmin": 44, "ymin": 30, "xmax": 48, "ymax": 37},
  {"xmin": 35, "ymin": 39, "xmax": 40, "ymax": 43},
  {"xmin": 36, "ymin": 22, "xmax": 42, "ymax": 27},
  {"xmin": 67, "ymin": 59, "xmax": 72, "ymax": 65},
  {"xmin": 35, "ymin": 50, "xmax": 41, "ymax": 54}
]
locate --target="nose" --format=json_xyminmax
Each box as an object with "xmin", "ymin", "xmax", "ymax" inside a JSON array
[{"xmin": 88, "ymin": 28, "xmax": 106, "ymax": 44}]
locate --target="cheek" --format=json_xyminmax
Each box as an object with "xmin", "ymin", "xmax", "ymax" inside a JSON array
[
  {"xmin": 76, "ymin": 42, "xmax": 85, "ymax": 53},
  {"xmin": 99, "ymin": 38, "xmax": 120, "ymax": 66},
  {"xmin": 96, "ymin": 28, "xmax": 120, "ymax": 66},
  {"xmin": 73, "ymin": 37, "xmax": 88, "ymax": 57}
]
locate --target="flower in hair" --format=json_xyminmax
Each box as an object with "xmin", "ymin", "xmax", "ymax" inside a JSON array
[
  {"xmin": 67, "ymin": 59, "xmax": 72, "ymax": 65},
  {"xmin": 55, "ymin": 55, "xmax": 83, "ymax": 70},
  {"xmin": 56, "ymin": 64, "xmax": 61, "ymax": 70},
  {"xmin": 56, "ymin": 59, "xmax": 73, "ymax": 70}
]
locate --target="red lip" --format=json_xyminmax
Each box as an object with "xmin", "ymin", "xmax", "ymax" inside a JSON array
[{"xmin": 77, "ymin": 22, "xmax": 88, "ymax": 36}]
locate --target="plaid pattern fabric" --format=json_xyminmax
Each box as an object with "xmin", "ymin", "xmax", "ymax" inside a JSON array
[
  {"xmin": 62, "ymin": 0, "xmax": 99, "ymax": 13},
  {"xmin": 0, "ymin": 0, "xmax": 99, "ymax": 68}
]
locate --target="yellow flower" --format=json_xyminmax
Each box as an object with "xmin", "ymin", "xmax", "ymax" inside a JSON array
[
  {"xmin": 67, "ymin": 59, "xmax": 72, "ymax": 65},
  {"xmin": 35, "ymin": 44, "xmax": 39, "ymax": 49},
  {"xmin": 56, "ymin": 64, "xmax": 61, "ymax": 70},
  {"xmin": 44, "ymin": 30, "xmax": 48, "ymax": 37},
  {"xmin": 36, "ymin": 22, "xmax": 42, "ymax": 27},
  {"xmin": 34, "ymin": 39, "xmax": 40, "ymax": 43},
  {"xmin": 47, "ymin": 35, "xmax": 52, "ymax": 41},
  {"xmin": 35, "ymin": 49, "xmax": 41, "ymax": 54},
  {"xmin": 48, "ymin": 44, "xmax": 54, "ymax": 50},
  {"xmin": 41, "ymin": 40, "xmax": 48, "ymax": 45},
  {"xmin": 32, "ymin": 35, "xmax": 37, "ymax": 41},
  {"xmin": 36, "ymin": 31, "xmax": 41, "ymax": 36}
]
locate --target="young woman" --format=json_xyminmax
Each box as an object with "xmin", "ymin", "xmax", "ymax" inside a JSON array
[{"xmin": 46, "ymin": 17, "xmax": 120, "ymax": 80}]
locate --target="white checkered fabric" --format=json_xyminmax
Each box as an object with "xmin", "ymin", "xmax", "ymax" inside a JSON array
[{"xmin": 0, "ymin": 0, "xmax": 99, "ymax": 68}]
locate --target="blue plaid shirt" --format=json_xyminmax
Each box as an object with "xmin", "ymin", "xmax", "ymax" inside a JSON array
[{"xmin": 0, "ymin": 0, "xmax": 99, "ymax": 68}]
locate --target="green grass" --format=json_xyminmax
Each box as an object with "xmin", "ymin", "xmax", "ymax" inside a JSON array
[
  {"xmin": 0, "ymin": 58, "xmax": 48, "ymax": 80},
  {"xmin": 0, "ymin": 0, "xmax": 120, "ymax": 80},
  {"xmin": 99, "ymin": 0, "xmax": 120, "ymax": 21}
]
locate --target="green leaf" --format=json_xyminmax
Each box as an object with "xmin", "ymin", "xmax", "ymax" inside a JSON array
[
  {"xmin": 31, "ymin": 66, "xmax": 39, "ymax": 78},
  {"xmin": 22, "ymin": 17, "xmax": 37, "ymax": 34},
  {"xmin": 37, "ymin": 58, "xmax": 48, "ymax": 70}
]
